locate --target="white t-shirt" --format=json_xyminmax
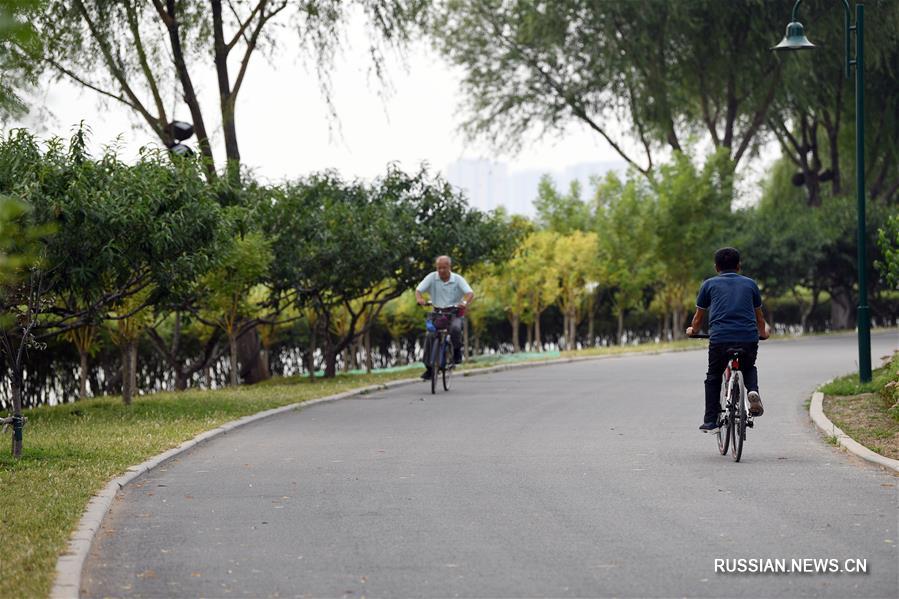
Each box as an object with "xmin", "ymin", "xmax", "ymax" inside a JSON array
[{"xmin": 416, "ymin": 272, "xmax": 472, "ymax": 308}]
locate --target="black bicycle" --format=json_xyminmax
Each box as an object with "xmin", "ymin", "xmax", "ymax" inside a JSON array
[
  {"xmin": 424, "ymin": 304, "xmax": 459, "ymax": 395},
  {"xmin": 690, "ymin": 334, "xmax": 760, "ymax": 462}
]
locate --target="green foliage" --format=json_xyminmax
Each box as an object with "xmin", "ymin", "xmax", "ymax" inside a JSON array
[
  {"xmin": 0, "ymin": 0, "xmax": 42, "ymax": 118},
  {"xmin": 0, "ymin": 195, "xmax": 46, "ymax": 284},
  {"xmin": 199, "ymin": 232, "xmax": 272, "ymax": 334},
  {"xmin": 0, "ymin": 129, "xmax": 226, "ymax": 317},
  {"xmin": 877, "ymin": 214, "xmax": 899, "ymax": 288},
  {"xmin": 594, "ymin": 172, "xmax": 655, "ymax": 321},
  {"xmin": 263, "ymin": 165, "xmax": 516, "ymax": 374},
  {"xmin": 651, "ymin": 151, "xmax": 733, "ymax": 313},
  {"xmin": 534, "ymin": 175, "xmax": 591, "ymax": 233}
]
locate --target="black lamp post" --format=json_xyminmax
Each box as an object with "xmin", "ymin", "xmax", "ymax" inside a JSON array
[
  {"xmin": 164, "ymin": 120, "xmax": 195, "ymax": 157},
  {"xmin": 772, "ymin": 0, "xmax": 871, "ymax": 383}
]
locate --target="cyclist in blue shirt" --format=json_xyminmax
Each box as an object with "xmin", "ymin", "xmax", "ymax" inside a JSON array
[
  {"xmin": 415, "ymin": 255, "xmax": 474, "ymax": 380},
  {"xmin": 686, "ymin": 247, "xmax": 769, "ymax": 432}
]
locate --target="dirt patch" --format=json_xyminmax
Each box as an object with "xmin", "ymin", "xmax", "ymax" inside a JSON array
[{"xmin": 823, "ymin": 393, "xmax": 899, "ymax": 461}]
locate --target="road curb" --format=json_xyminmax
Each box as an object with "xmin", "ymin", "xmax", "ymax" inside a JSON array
[
  {"xmin": 50, "ymin": 378, "xmax": 427, "ymax": 599},
  {"xmin": 809, "ymin": 391, "xmax": 899, "ymax": 474},
  {"xmin": 50, "ymin": 347, "xmax": 688, "ymax": 598}
]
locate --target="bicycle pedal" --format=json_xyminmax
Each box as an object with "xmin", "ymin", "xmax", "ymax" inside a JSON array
[{"xmin": 746, "ymin": 421, "xmax": 754, "ymax": 428}]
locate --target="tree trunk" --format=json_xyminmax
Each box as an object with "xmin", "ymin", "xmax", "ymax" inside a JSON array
[
  {"xmin": 324, "ymin": 330, "xmax": 337, "ymax": 378},
  {"xmin": 364, "ymin": 329, "xmax": 373, "ymax": 373},
  {"xmin": 237, "ymin": 325, "xmax": 270, "ymax": 384},
  {"xmin": 617, "ymin": 310, "xmax": 625, "ymax": 345},
  {"xmin": 534, "ymin": 311, "xmax": 543, "ymax": 351},
  {"xmin": 672, "ymin": 307, "xmax": 685, "ymax": 340},
  {"xmin": 588, "ymin": 311, "xmax": 595, "ymax": 347},
  {"xmin": 526, "ymin": 322, "xmax": 533, "ymax": 351},
  {"xmin": 561, "ymin": 313, "xmax": 569, "ymax": 350},
  {"xmin": 10, "ymin": 377, "xmax": 23, "ymax": 458},
  {"xmin": 229, "ymin": 333, "xmax": 239, "ymax": 387},
  {"xmin": 129, "ymin": 340, "xmax": 138, "ymax": 399},
  {"xmin": 463, "ymin": 317, "xmax": 470, "ymax": 360},
  {"xmin": 570, "ymin": 307, "xmax": 578, "ymax": 350},
  {"xmin": 830, "ymin": 286, "xmax": 854, "ymax": 330},
  {"xmin": 121, "ymin": 342, "xmax": 133, "ymax": 405},
  {"xmin": 800, "ymin": 290, "xmax": 819, "ymax": 334},
  {"xmin": 174, "ymin": 367, "xmax": 188, "ymax": 392},
  {"xmin": 307, "ymin": 321, "xmax": 317, "ymax": 380},
  {"xmin": 79, "ymin": 349, "xmax": 89, "ymax": 399},
  {"xmin": 210, "ymin": 0, "xmax": 241, "ymax": 185},
  {"xmin": 163, "ymin": 0, "xmax": 217, "ymax": 180},
  {"xmin": 511, "ymin": 313, "xmax": 520, "ymax": 352}
]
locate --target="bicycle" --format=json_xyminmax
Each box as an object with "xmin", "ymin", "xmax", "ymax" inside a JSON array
[
  {"xmin": 423, "ymin": 303, "xmax": 460, "ymax": 395},
  {"xmin": 690, "ymin": 334, "xmax": 762, "ymax": 462}
]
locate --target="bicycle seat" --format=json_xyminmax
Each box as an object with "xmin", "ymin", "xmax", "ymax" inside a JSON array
[{"xmin": 726, "ymin": 347, "xmax": 745, "ymax": 357}]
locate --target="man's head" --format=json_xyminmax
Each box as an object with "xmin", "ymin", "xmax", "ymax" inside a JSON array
[
  {"xmin": 435, "ymin": 255, "xmax": 452, "ymax": 281},
  {"xmin": 714, "ymin": 247, "xmax": 741, "ymax": 272}
]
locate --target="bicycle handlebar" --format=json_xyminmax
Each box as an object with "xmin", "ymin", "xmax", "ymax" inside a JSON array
[{"xmin": 688, "ymin": 334, "xmax": 767, "ymax": 340}]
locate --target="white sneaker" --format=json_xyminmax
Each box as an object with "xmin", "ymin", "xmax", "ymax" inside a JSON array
[{"xmin": 747, "ymin": 391, "xmax": 764, "ymax": 417}]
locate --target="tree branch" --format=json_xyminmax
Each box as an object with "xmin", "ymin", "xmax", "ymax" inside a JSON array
[
  {"xmin": 227, "ymin": 0, "xmax": 266, "ymax": 53},
  {"xmin": 231, "ymin": 1, "xmax": 288, "ymax": 101},
  {"xmin": 124, "ymin": 1, "xmax": 169, "ymax": 137}
]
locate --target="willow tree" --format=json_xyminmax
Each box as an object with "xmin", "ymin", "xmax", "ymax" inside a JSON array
[
  {"xmin": 13, "ymin": 0, "xmax": 427, "ymax": 182},
  {"xmin": 433, "ymin": 0, "xmax": 785, "ymax": 177}
]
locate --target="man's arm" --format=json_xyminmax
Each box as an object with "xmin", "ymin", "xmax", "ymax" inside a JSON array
[
  {"xmin": 415, "ymin": 290, "xmax": 427, "ymax": 305},
  {"xmin": 685, "ymin": 308, "xmax": 706, "ymax": 337},
  {"xmin": 460, "ymin": 291, "xmax": 474, "ymax": 306},
  {"xmin": 755, "ymin": 307, "xmax": 770, "ymax": 339}
]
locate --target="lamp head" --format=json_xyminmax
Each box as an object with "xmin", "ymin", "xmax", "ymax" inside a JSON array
[{"xmin": 772, "ymin": 21, "xmax": 816, "ymax": 51}]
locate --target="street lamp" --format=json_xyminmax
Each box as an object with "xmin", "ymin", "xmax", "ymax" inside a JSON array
[
  {"xmin": 164, "ymin": 120, "xmax": 195, "ymax": 157},
  {"xmin": 772, "ymin": 0, "xmax": 871, "ymax": 383}
]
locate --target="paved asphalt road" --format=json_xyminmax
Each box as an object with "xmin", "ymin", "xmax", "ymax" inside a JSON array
[{"xmin": 83, "ymin": 333, "xmax": 898, "ymax": 598}]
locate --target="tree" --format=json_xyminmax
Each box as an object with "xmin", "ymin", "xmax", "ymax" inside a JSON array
[
  {"xmin": 0, "ymin": 195, "xmax": 52, "ymax": 457},
  {"xmin": 0, "ymin": 0, "xmax": 43, "ymax": 119},
  {"xmin": 197, "ymin": 233, "xmax": 272, "ymax": 386},
  {"xmin": 433, "ymin": 0, "xmax": 785, "ymax": 177},
  {"xmin": 594, "ymin": 172, "xmax": 655, "ymax": 343},
  {"xmin": 766, "ymin": 0, "xmax": 899, "ymax": 207},
  {"xmin": 13, "ymin": 0, "xmax": 426, "ymax": 182},
  {"xmin": 0, "ymin": 129, "xmax": 227, "ymax": 406},
  {"xmin": 877, "ymin": 215, "xmax": 899, "ymax": 289},
  {"xmin": 553, "ymin": 231, "xmax": 598, "ymax": 350},
  {"xmin": 512, "ymin": 230, "xmax": 560, "ymax": 351},
  {"xmin": 266, "ymin": 166, "xmax": 515, "ymax": 377},
  {"xmin": 534, "ymin": 175, "xmax": 591, "ymax": 233},
  {"xmin": 652, "ymin": 151, "xmax": 733, "ymax": 339}
]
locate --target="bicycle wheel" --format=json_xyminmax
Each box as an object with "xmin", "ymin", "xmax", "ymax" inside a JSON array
[
  {"xmin": 717, "ymin": 377, "xmax": 730, "ymax": 455},
  {"xmin": 430, "ymin": 334, "xmax": 440, "ymax": 395},
  {"xmin": 731, "ymin": 371, "xmax": 745, "ymax": 462},
  {"xmin": 442, "ymin": 339, "xmax": 453, "ymax": 391}
]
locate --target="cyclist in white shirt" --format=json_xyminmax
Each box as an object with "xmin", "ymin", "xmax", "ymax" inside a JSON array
[{"xmin": 415, "ymin": 255, "xmax": 474, "ymax": 380}]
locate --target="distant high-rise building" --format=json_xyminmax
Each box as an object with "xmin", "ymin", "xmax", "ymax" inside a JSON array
[{"xmin": 445, "ymin": 159, "xmax": 625, "ymax": 217}]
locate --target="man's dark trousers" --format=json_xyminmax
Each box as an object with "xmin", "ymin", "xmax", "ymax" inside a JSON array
[
  {"xmin": 704, "ymin": 342, "xmax": 759, "ymax": 424},
  {"xmin": 423, "ymin": 315, "xmax": 464, "ymax": 370}
]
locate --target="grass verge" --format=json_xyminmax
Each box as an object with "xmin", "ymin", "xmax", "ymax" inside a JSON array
[
  {"xmin": 820, "ymin": 350, "xmax": 899, "ymax": 461},
  {"xmin": 0, "ymin": 337, "xmax": 720, "ymax": 597}
]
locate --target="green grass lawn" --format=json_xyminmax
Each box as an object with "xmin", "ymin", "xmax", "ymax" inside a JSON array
[{"xmin": 820, "ymin": 350, "xmax": 899, "ymax": 461}]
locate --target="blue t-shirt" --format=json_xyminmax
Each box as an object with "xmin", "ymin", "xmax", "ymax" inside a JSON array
[{"xmin": 696, "ymin": 271, "xmax": 762, "ymax": 343}]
